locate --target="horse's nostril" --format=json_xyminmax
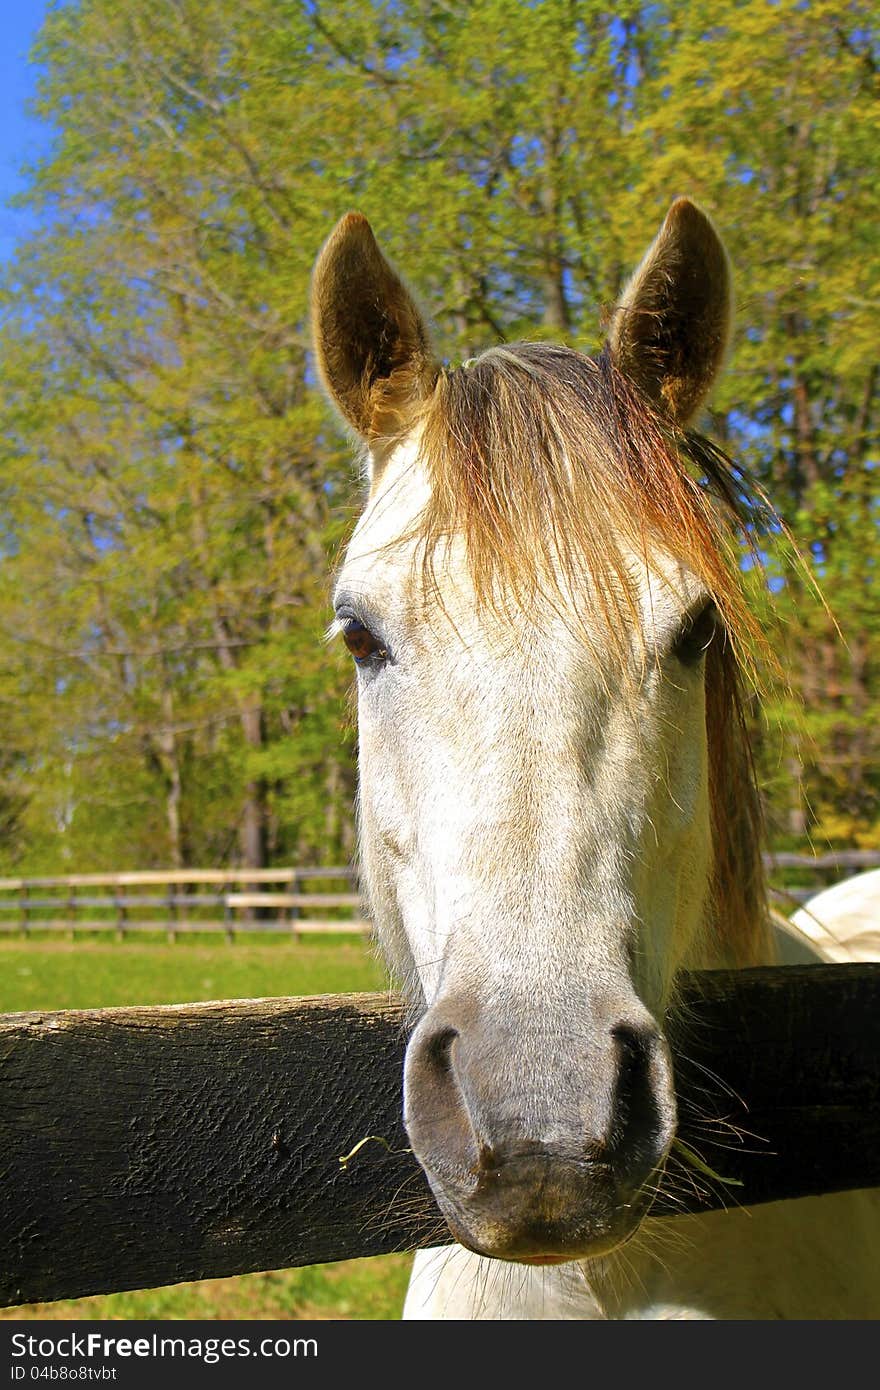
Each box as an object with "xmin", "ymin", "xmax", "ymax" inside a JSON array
[
  {"xmin": 404, "ymin": 1015, "xmax": 481, "ymax": 1183},
  {"xmin": 608, "ymin": 1022, "xmax": 674, "ymax": 1172},
  {"xmin": 426, "ymin": 1026, "xmax": 458, "ymax": 1075},
  {"xmin": 613, "ymin": 1023, "xmax": 653, "ymax": 1081}
]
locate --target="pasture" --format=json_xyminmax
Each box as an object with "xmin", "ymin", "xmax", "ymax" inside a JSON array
[
  {"xmin": 0, "ymin": 935, "xmax": 413, "ymax": 1321},
  {"xmin": 0, "ymin": 936, "xmax": 386, "ymax": 1011}
]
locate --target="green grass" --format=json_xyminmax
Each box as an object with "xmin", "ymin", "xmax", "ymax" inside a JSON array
[
  {"xmin": 1, "ymin": 1262, "xmax": 415, "ymax": 1323},
  {"xmin": 0, "ymin": 936, "xmax": 416, "ymax": 1321},
  {"xmin": 0, "ymin": 936, "xmax": 388, "ymax": 1012}
]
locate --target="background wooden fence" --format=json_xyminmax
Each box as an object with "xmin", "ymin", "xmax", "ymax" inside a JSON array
[
  {"xmin": 0, "ymin": 867, "xmax": 366, "ymax": 940},
  {"xmin": 0, "ymin": 851, "xmax": 876, "ymax": 939},
  {"xmin": 766, "ymin": 849, "xmax": 880, "ymax": 906},
  {"xmin": 2, "ymin": 963, "xmax": 879, "ymax": 1307}
]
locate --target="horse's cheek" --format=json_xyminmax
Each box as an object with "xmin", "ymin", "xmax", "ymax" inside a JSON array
[{"xmin": 631, "ymin": 700, "xmax": 712, "ymax": 990}]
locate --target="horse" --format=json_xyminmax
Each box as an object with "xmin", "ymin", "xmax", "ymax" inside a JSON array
[{"xmin": 309, "ymin": 199, "xmax": 880, "ymax": 1319}]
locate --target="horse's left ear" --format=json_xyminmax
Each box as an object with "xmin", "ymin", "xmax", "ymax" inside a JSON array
[
  {"xmin": 310, "ymin": 212, "xmax": 438, "ymax": 444},
  {"xmin": 608, "ymin": 198, "xmax": 732, "ymax": 426}
]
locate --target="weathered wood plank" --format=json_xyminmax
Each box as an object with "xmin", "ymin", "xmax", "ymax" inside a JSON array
[{"xmin": 1, "ymin": 964, "xmax": 879, "ymax": 1308}]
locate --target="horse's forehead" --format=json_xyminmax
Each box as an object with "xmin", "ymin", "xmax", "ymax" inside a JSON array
[
  {"xmin": 341, "ymin": 436, "xmax": 706, "ymax": 630},
  {"xmin": 341, "ymin": 436, "xmax": 430, "ymax": 588}
]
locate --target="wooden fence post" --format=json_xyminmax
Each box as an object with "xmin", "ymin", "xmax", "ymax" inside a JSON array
[
  {"xmin": 114, "ymin": 878, "xmax": 127, "ymax": 942},
  {"xmin": 66, "ymin": 882, "xmax": 76, "ymax": 942},
  {"xmin": 290, "ymin": 868, "xmax": 300, "ymax": 943},
  {"xmin": 167, "ymin": 878, "xmax": 178, "ymax": 945},
  {"xmin": 224, "ymin": 877, "xmax": 234, "ymax": 944}
]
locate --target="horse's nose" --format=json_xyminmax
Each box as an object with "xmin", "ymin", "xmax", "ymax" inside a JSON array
[
  {"xmin": 405, "ymin": 1009, "xmax": 673, "ymax": 1176},
  {"xmin": 403, "ymin": 999, "xmax": 676, "ymax": 1260}
]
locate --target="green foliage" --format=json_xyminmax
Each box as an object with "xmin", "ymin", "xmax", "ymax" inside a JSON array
[{"xmin": 0, "ymin": 0, "xmax": 877, "ymax": 868}]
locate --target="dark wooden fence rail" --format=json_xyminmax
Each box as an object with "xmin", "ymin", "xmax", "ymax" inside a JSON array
[
  {"xmin": 0, "ymin": 852, "xmax": 877, "ymax": 938},
  {"xmin": 1, "ymin": 964, "xmax": 879, "ymax": 1308}
]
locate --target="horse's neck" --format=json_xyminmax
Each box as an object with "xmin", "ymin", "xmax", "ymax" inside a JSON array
[
  {"xmin": 700, "ymin": 646, "xmax": 777, "ymax": 971},
  {"xmin": 683, "ymin": 901, "xmax": 778, "ymax": 973}
]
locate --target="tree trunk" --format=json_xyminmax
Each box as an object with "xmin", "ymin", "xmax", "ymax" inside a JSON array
[
  {"xmin": 787, "ymin": 752, "xmax": 807, "ymax": 838},
  {"xmin": 157, "ymin": 685, "xmax": 184, "ymax": 870},
  {"xmin": 238, "ymin": 696, "xmax": 266, "ymax": 871}
]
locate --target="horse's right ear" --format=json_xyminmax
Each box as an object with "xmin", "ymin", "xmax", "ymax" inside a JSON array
[{"xmin": 310, "ymin": 213, "xmax": 438, "ymax": 443}]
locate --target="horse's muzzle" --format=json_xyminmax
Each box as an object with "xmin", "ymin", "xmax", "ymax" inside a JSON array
[{"xmin": 403, "ymin": 996, "xmax": 676, "ymax": 1262}]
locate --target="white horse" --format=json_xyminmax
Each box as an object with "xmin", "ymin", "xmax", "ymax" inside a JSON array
[{"xmin": 310, "ymin": 199, "xmax": 880, "ymax": 1319}]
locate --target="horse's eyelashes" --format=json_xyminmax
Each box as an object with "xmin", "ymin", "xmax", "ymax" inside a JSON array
[
  {"xmin": 672, "ymin": 601, "xmax": 718, "ymax": 666},
  {"xmin": 341, "ymin": 617, "xmax": 389, "ymax": 667}
]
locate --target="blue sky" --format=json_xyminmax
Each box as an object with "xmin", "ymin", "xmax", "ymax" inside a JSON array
[{"xmin": 0, "ymin": 0, "xmax": 54, "ymax": 263}]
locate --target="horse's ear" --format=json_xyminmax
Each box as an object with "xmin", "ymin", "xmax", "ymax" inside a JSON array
[
  {"xmin": 310, "ymin": 212, "xmax": 438, "ymax": 443},
  {"xmin": 608, "ymin": 198, "xmax": 732, "ymax": 426}
]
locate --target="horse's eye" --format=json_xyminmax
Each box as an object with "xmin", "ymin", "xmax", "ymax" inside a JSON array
[
  {"xmin": 341, "ymin": 618, "xmax": 388, "ymax": 666},
  {"xmin": 673, "ymin": 601, "xmax": 718, "ymax": 666}
]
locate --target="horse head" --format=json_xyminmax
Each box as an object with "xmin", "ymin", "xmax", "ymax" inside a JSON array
[{"xmin": 310, "ymin": 201, "xmax": 770, "ymax": 1264}]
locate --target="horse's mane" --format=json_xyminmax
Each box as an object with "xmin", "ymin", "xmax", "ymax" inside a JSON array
[{"xmin": 412, "ymin": 340, "xmax": 773, "ymax": 968}]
